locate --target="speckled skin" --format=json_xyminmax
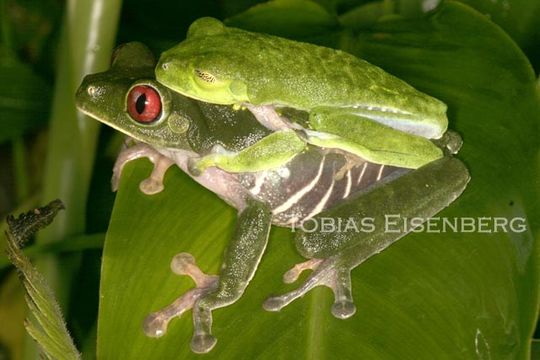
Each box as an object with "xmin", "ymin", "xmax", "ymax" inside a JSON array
[
  {"xmin": 76, "ymin": 43, "xmax": 469, "ymax": 354},
  {"xmin": 156, "ymin": 17, "xmax": 448, "ymax": 139}
]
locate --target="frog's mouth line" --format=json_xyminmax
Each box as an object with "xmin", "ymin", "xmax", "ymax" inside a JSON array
[{"xmin": 77, "ymin": 106, "xmax": 139, "ymax": 142}]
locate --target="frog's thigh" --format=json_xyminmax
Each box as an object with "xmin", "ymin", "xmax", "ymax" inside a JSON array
[
  {"xmin": 307, "ymin": 109, "xmax": 443, "ymax": 169},
  {"xmin": 295, "ymin": 156, "xmax": 470, "ymax": 260}
]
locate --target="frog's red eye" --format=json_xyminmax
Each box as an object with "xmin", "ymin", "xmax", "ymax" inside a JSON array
[{"xmin": 127, "ymin": 85, "xmax": 162, "ymax": 123}]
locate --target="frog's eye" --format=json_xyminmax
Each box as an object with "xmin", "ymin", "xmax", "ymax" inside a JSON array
[
  {"xmin": 194, "ymin": 69, "xmax": 217, "ymax": 84},
  {"xmin": 127, "ymin": 85, "xmax": 162, "ymax": 123}
]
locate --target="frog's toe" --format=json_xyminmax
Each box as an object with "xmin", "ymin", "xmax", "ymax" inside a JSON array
[
  {"xmin": 170, "ymin": 252, "xmax": 195, "ymax": 274},
  {"xmin": 170, "ymin": 252, "xmax": 218, "ymax": 287},
  {"xmin": 111, "ymin": 172, "xmax": 121, "ymax": 192},
  {"xmin": 263, "ymin": 271, "xmax": 319, "ymax": 312},
  {"xmin": 262, "ymin": 296, "xmax": 287, "ymax": 312},
  {"xmin": 139, "ymin": 177, "xmax": 164, "ymax": 194},
  {"xmin": 143, "ymin": 286, "xmax": 217, "ymax": 338},
  {"xmin": 139, "ymin": 154, "xmax": 174, "ymax": 195},
  {"xmin": 331, "ymin": 300, "xmax": 356, "ymax": 319},
  {"xmin": 264, "ymin": 257, "xmax": 357, "ymax": 320},
  {"xmin": 191, "ymin": 334, "xmax": 217, "ymax": 354},
  {"xmin": 282, "ymin": 258, "xmax": 323, "ymax": 283},
  {"xmin": 143, "ymin": 312, "xmax": 168, "ymax": 337},
  {"xmin": 143, "ymin": 253, "xmax": 218, "ymax": 339}
]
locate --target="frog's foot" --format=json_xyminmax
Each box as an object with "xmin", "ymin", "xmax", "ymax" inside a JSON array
[
  {"xmin": 112, "ymin": 142, "xmax": 174, "ymax": 194},
  {"xmin": 143, "ymin": 253, "xmax": 218, "ymax": 338},
  {"xmin": 333, "ymin": 154, "xmax": 363, "ymax": 181},
  {"xmin": 263, "ymin": 257, "xmax": 356, "ymax": 319},
  {"xmin": 434, "ymin": 130, "xmax": 463, "ymax": 155},
  {"xmin": 189, "ymin": 284, "xmax": 244, "ymax": 353}
]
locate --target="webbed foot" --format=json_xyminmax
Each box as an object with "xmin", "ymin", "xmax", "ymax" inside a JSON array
[
  {"xmin": 143, "ymin": 253, "xmax": 218, "ymax": 338},
  {"xmin": 113, "ymin": 141, "xmax": 174, "ymax": 194},
  {"xmin": 263, "ymin": 257, "xmax": 356, "ymax": 319}
]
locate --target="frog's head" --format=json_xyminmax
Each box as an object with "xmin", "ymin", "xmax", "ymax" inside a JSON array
[
  {"xmin": 155, "ymin": 17, "xmax": 250, "ymax": 105},
  {"xmin": 76, "ymin": 42, "xmax": 203, "ymax": 150}
]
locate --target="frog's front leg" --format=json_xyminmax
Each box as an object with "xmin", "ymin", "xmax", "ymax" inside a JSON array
[
  {"xmin": 264, "ymin": 156, "xmax": 470, "ymax": 318},
  {"xmin": 113, "ymin": 142, "xmax": 174, "ymax": 194},
  {"xmin": 190, "ymin": 129, "xmax": 305, "ymax": 175}
]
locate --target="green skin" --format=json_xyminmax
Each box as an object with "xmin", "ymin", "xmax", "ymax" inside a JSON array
[
  {"xmin": 76, "ymin": 43, "xmax": 469, "ymax": 354},
  {"xmin": 156, "ymin": 17, "xmax": 447, "ymax": 170}
]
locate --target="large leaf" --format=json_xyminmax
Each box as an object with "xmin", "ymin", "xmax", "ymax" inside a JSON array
[
  {"xmin": 97, "ymin": 1, "xmax": 539, "ymax": 358},
  {"xmin": 457, "ymin": 0, "xmax": 540, "ymax": 73},
  {"xmin": 225, "ymin": 0, "xmax": 340, "ymax": 38}
]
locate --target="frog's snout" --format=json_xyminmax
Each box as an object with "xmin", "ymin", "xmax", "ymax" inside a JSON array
[
  {"xmin": 155, "ymin": 55, "xmax": 185, "ymax": 84},
  {"xmin": 75, "ymin": 75, "xmax": 108, "ymax": 113},
  {"xmin": 155, "ymin": 58, "xmax": 173, "ymax": 80},
  {"xmin": 75, "ymin": 80, "xmax": 90, "ymax": 109}
]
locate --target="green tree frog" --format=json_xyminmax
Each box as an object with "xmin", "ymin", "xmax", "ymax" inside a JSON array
[
  {"xmin": 155, "ymin": 17, "xmax": 447, "ymax": 171},
  {"xmin": 76, "ymin": 42, "xmax": 469, "ymax": 354}
]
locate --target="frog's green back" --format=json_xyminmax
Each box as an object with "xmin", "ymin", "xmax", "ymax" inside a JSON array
[{"xmin": 156, "ymin": 18, "xmax": 447, "ymax": 139}]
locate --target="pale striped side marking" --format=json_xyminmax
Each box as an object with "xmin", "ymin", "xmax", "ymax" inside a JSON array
[
  {"xmin": 304, "ymin": 177, "xmax": 336, "ymax": 220},
  {"xmin": 272, "ymin": 156, "xmax": 326, "ymax": 214},
  {"xmin": 357, "ymin": 162, "xmax": 367, "ymax": 185},
  {"xmin": 343, "ymin": 169, "xmax": 352, "ymax": 199},
  {"xmin": 376, "ymin": 165, "xmax": 385, "ymax": 181}
]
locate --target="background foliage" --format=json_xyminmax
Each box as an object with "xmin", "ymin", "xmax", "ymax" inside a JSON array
[{"xmin": 0, "ymin": 0, "xmax": 539, "ymax": 359}]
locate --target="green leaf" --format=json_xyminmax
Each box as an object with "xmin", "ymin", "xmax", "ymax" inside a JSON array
[
  {"xmin": 225, "ymin": 0, "xmax": 340, "ymax": 38},
  {"xmin": 97, "ymin": 1, "xmax": 539, "ymax": 359},
  {"xmin": 5, "ymin": 200, "xmax": 80, "ymax": 360},
  {"xmin": 456, "ymin": 0, "xmax": 540, "ymax": 47},
  {"xmin": 357, "ymin": 0, "xmax": 540, "ymax": 70},
  {"xmin": 0, "ymin": 46, "xmax": 50, "ymax": 143},
  {"xmin": 339, "ymin": 1, "xmax": 396, "ymax": 31},
  {"xmin": 456, "ymin": 0, "xmax": 540, "ymax": 72}
]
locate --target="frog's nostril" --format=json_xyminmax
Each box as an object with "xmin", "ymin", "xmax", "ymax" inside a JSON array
[
  {"xmin": 87, "ymin": 85, "xmax": 97, "ymax": 97},
  {"xmin": 162, "ymin": 62, "xmax": 169, "ymax": 71}
]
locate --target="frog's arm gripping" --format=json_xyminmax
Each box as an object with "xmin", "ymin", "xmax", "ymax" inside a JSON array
[{"xmin": 113, "ymin": 142, "xmax": 174, "ymax": 194}]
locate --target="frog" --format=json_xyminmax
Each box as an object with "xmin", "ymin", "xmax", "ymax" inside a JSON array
[
  {"xmin": 155, "ymin": 17, "xmax": 448, "ymax": 174},
  {"xmin": 76, "ymin": 42, "xmax": 470, "ymax": 354}
]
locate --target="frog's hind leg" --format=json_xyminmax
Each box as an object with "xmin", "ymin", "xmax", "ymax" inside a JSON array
[
  {"xmin": 264, "ymin": 156, "xmax": 470, "ymax": 319},
  {"xmin": 188, "ymin": 198, "xmax": 272, "ymax": 353},
  {"xmin": 143, "ymin": 253, "xmax": 218, "ymax": 338},
  {"xmin": 264, "ymin": 257, "xmax": 356, "ymax": 319}
]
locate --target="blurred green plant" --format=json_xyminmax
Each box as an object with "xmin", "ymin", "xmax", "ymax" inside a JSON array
[{"xmin": 0, "ymin": 0, "xmax": 538, "ymax": 359}]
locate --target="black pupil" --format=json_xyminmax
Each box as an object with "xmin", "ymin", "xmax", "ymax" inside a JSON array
[{"xmin": 135, "ymin": 94, "xmax": 147, "ymax": 114}]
